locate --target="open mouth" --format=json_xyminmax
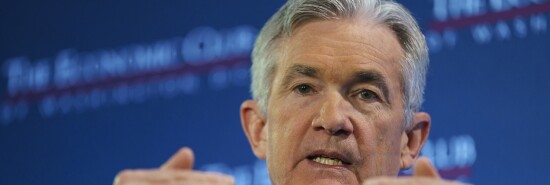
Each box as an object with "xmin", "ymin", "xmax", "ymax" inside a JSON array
[{"xmin": 307, "ymin": 152, "xmax": 352, "ymax": 166}]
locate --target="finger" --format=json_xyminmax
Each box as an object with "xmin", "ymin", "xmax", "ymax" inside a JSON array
[
  {"xmin": 115, "ymin": 169, "xmax": 234, "ymax": 185},
  {"xmin": 161, "ymin": 147, "xmax": 195, "ymax": 170},
  {"xmin": 413, "ymin": 157, "xmax": 440, "ymax": 178}
]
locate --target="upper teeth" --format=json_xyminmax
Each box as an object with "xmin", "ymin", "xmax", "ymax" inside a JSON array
[{"xmin": 312, "ymin": 156, "xmax": 343, "ymax": 165}]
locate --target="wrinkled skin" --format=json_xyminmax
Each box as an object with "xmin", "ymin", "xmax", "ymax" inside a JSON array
[
  {"xmin": 240, "ymin": 19, "xmax": 431, "ymax": 185},
  {"xmin": 113, "ymin": 18, "xmax": 469, "ymax": 185}
]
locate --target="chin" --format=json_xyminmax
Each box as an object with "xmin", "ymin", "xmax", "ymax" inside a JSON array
[
  {"xmin": 311, "ymin": 179, "xmax": 358, "ymax": 185},
  {"xmin": 278, "ymin": 168, "xmax": 360, "ymax": 185},
  {"xmin": 284, "ymin": 177, "xmax": 360, "ymax": 185}
]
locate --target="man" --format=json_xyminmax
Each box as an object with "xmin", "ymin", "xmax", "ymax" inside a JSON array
[{"xmin": 115, "ymin": 0, "xmax": 467, "ymax": 184}]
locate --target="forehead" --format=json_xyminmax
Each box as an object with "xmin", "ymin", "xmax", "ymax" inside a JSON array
[{"xmin": 276, "ymin": 19, "xmax": 404, "ymax": 83}]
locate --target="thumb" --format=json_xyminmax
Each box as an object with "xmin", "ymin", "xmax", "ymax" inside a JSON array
[
  {"xmin": 413, "ymin": 156, "xmax": 440, "ymax": 178},
  {"xmin": 161, "ymin": 147, "xmax": 195, "ymax": 170}
]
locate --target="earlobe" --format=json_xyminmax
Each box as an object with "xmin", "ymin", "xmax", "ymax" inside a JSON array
[
  {"xmin": 240, "ymin": 100, "xmax": 268, "ymax": 159},
  {"xmin": 400, "ymin": 112, "xmax": 431, "ymax": 170}
]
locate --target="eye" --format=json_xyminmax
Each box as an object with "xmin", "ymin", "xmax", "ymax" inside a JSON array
[
  {"xmin": 358, "ymin": 89, "xmax": 380, "ymax": 101},
  {"xmin": 294, "ymin": 84, "xmax": 315, "ymax": 95}
]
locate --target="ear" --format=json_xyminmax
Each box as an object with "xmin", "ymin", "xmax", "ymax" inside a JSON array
[
  {"xmin": 400, "ymin": 112, "xmax": 431, "ymax": 170},
  {"xmin": 240, "ymin": 100, "xmax": 268, "ymax": 159}
]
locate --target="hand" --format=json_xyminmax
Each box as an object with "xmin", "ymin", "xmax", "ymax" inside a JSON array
[
  {"xmin": 114, "ymin": 147, "xmax": 234, "ymax": 185},
  {"xmin": 363, "ymin": 157, "xmax": 470, "ymax": 185}
]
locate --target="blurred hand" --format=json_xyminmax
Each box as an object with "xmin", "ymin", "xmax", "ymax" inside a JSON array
[
  {"xmin": 114, "ymin": 147, "xmax": 234, "ymax": 185},
  {"xmin": 363, "ymin": 157, "xmax": 471, "ymax": 185}
]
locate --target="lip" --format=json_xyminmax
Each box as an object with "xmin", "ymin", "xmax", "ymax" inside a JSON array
[
  {"xmin": 297, "ymin": 148, "xmax": 359, "ymax": 184},
  {"xmin": 306, "ymin": 149, "xmax": 353, "ymax": 167}
]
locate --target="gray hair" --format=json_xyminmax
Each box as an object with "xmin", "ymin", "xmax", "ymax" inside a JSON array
[{"xmin": 250, "ymin": 0, "xmax": 429, "ymax": 128}]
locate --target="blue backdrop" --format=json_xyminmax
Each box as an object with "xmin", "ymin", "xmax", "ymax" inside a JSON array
[{"xmin": 1, "ymin": 0, "xmax": 549, "ymax": 184}]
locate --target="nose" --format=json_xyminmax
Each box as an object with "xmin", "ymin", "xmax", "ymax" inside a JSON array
[{"xmin": 311, "ymin": 92, "xmax": 354, "ymax": 137}]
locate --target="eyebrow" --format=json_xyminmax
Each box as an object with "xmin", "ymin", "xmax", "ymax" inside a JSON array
[
  {"xmin": 281, "ymin": 64, "xmax": 319, "ymax": 85},
  {"xmin": 280, "ymin": 64, "xmax": 392, "ymax": 104},
  {"xmin": 352, "ymin": 70, "xmax": 391, "ymax": 104}
]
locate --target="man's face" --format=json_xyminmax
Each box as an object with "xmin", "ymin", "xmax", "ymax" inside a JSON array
[{"xmin": 265, "ymin": 19, "xmax": 408, "ymax": 185}]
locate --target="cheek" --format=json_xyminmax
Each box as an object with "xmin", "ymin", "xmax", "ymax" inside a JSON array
[
  {"xmin": 266, "ymin": 99, "xmax": 311, "ymax": 156},
  {"xmin": 372, "ymin": 111, "xmax": 404, "ymax": 152},
  {"xmin": 355, "ymin": 109, "xmax": 404, "ymax": 175},
  {"xmin": 265, "ymin": 99, "xmax": 315, "ymax": 182}
]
